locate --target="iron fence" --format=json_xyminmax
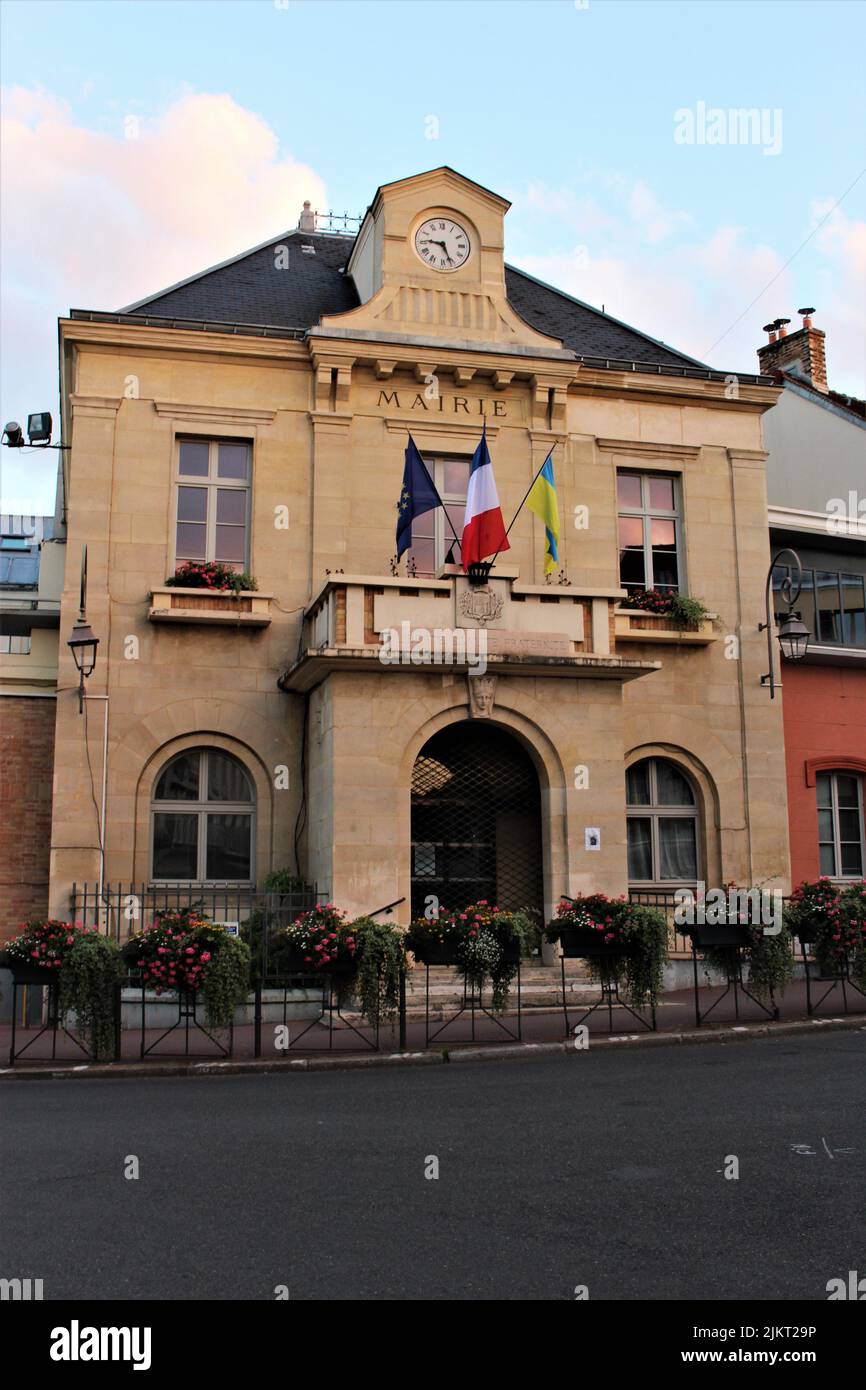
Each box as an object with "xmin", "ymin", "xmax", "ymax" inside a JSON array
[{"xmin": 71, "ymin": 882, "xmax": 318, "ymax": 975}]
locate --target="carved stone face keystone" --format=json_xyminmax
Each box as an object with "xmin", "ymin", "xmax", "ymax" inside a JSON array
[{"xmin": 468, "ymin": 675, "xmax": 497, "ymax": 718}]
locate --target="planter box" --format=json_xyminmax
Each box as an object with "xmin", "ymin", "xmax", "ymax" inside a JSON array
[
  {"xmin": 685, "ymin": 924, "xmax": 752, "ymax": 950},
  {"xmin": 614, "ymin": 607, "xmax": 717, "ymax": 645},
  {"xmin": 548, "ymin": 925, "xmax": 633, "ymax": 960},
  {"xmin": 408, "ymin": 940, "xmax": 463, "ymax": 966},
  {"xmin": 148, "ymin": 586, "xmax": 272, "ymax": 627},
  {"xmin": 5, "ymin": 962, "xmax": 61, "ymax": 986}
]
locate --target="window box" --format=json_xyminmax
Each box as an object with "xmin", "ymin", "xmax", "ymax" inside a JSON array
[
  {"xmin": 614, "ymin": 607, "xmax": 717, "ymax": 644},
  {"xmin": 148, "ymin": 586, "xmax": 272, "ymax": 627}
]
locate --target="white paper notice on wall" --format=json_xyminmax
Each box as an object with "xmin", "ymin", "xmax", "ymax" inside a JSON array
[{"xmin": 585, "ymin": 828, "xmax": 601, "ymax": 851}]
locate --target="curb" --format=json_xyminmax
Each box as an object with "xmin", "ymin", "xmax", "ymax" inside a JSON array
[{"xmin": 0, "ymin": 1014, "xmax": 862, "ymax": 1081}]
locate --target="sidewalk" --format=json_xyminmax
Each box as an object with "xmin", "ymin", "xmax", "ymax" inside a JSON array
[{"xmin": 2, "ymin": 977, "xmax": 864, "ymax": 1079}]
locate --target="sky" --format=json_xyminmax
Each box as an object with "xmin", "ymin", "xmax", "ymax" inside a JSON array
[{"xmin": 1, "ymin": 0, "xmax": 864, "ymax": 515}]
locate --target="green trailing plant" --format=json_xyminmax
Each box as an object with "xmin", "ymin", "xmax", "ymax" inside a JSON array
[
  {"xmin": 199, "ymin": 934, "xmax": 252, "ymax": 1030},
  {"xmin": 546, "ymin": 896, "xmax": 668, "ymax": 1010},
  {"xmin": 263, "ymin": 867, "xmax": 308, "ymax": 894},
  {"xmin": 701, "ymin": 926, "xmax": 794, "ymax": 1002},
  {"xmin": 58, "ymin": 932, "xmax": 124, "ymax": 1061},
  {"xmin": 350, "ymin": 917, "xmax": 406, "ymax": 1025}
]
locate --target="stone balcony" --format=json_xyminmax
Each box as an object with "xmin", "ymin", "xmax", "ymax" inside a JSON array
[{"xmin": 279, "ymin": 569, "xmax": 661, "ymax": 691}]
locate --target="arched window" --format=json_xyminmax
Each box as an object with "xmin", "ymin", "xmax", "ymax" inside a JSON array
[
  {"xmin": 626, "ymin": 757, "xmax": 698, "ymax": 884},
  {"xmin": 817, "ymin": 771, "xmax": 864, "ymax": 877},
  {"xmin": 151, "ymin": 749, "xmax": 254, "ymax": 883}
]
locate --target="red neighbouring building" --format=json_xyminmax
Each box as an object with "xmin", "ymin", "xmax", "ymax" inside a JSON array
[{"xmin": 758, "ymin": 312, "xmax": 866, "ymax": 886}]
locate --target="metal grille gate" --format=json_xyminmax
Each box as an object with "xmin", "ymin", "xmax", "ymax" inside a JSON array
[{"xmin": 410, "ymin": 723, "xmax": 544, "ymax": 918}]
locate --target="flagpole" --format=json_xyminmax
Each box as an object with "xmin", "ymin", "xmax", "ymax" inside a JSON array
[
  {"xmin": 487, "ymin": 444, "xmax": 555, "ymax": 570},
  {"xmin": 409, "ymin": 431, "xmax": 462, "ymax": 549}
]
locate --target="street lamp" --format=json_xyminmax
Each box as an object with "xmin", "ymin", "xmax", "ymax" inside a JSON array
[
  {"xmin": 68, "ymin": 617, "xmax": 99, "ymax": 713},
  {"xmin": 759, "ymin": 548, "xmax": 811, "ymax": 698}
]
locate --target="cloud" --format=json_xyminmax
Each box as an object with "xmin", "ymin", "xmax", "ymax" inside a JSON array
[
  {"xmin": 509, "ymin": 177, "xmax": 864, "ymax": 393},
  {"xmin": 0, "ymin": 87, "xmax": 329, "ymax": 510},
  {"xmin": 1, "ymin": 87, "xmax": 328, "ymax": 312}
]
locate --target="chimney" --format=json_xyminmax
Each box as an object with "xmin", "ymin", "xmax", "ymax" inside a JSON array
[
  {"xmin": 298, "ymin": 200, "xmax": 316, "ymax": 233},
  {"xmin": 757, "ymin": 307, "xmax": 828, "ymax": 393}
]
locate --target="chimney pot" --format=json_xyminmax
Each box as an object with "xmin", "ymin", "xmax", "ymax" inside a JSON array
[
  {"xmin": 762, "ymin": 322, "xmax": 777, "ymax": 343},
  {"xmin": 798, "ymin": 306, "xmax": 815, "ymax": 329}
]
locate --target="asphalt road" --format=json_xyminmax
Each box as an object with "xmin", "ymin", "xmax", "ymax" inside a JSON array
[{"xmin": 2, "ymin": 1032, "xmax": 864, "ymax": 1301}]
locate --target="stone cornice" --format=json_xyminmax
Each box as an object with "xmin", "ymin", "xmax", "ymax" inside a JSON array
[
  {"xmin": 60, "ymin": 317, "xmax": 309, "ymax": 365},
  {"xmin": 597, "ymin": 438, "xmax": 701, "ymax": 461},
  {"xmin": 152, "ymin": 401, "xmax": 277, "ymax": 426},
  {"xmin": 574, "ymin": 368, "xmax": 779, "ymax": 412}
]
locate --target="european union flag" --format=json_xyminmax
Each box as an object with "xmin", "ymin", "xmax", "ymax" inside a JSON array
[{"xmin": 396, "ymin": 435, "xmax": 444, "ymax": 558}]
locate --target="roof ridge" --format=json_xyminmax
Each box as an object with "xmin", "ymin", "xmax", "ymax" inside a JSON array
[{"xmin": 504, "ymin": 262, "xmax": 708, "ymax": 369}]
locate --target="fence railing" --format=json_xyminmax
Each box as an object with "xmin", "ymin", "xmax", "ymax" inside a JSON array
[
  {"xmin": 71, "ymin": 882, "xmax": 318, "ymax": 948},
  {"xmin": 627, "ymin": 890, "xmax": 691, "ymax": 955}
]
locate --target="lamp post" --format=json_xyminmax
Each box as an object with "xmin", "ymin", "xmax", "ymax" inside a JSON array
[{"xmin": 759, "ymin": 548, "xmax": 811, "ymax": 698}]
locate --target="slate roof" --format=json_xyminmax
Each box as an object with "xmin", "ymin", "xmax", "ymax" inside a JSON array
[{"xmin": 96, "ymin": 228, "xmax": 706, "ymax": 370}]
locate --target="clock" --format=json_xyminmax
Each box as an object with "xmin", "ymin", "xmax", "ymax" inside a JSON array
[{"xmin": 414, "ymin": 217, "xmax": 471, "ymax": 271}]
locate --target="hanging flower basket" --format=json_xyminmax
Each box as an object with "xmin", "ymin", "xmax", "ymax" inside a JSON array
[
  {"xmin": 546, "ymin": 896, "xmax": 668, "ymax": 1009},
  {"xmin": 405, "ymin": 902, "xmax": 537, "ymax": 1012}
]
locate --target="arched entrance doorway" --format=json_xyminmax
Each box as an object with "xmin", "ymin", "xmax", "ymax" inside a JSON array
[{"xmin": 410, "ymin": 722, "xmax": 544, "ymax": 918}]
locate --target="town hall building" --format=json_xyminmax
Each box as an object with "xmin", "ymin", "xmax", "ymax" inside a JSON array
[{"xmin": 38, "ymin": 166, "xmax": 791, "ymax": 941}]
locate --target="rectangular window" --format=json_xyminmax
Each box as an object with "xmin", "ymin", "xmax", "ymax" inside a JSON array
[
  {"xmin": 0, "ymin": 632, "xmax": 32, "ymax": 654},
  {"xmin": 174, "ymin": 438, "xmax": 252, "ymax": 572},
  {"xmin": 773, "ymin": 565, "xmax": 866, "ymax": 650},
  {"xmin": 617, "ymin": 470, "xmax": 683, "ymax": 593},
  {"xmin": 409, "ymin": 455, "xmax": 469, "ymax": 575},
  {"xmin": 817, "ymin": 771, "xmax": 865, "ymax": 877}
]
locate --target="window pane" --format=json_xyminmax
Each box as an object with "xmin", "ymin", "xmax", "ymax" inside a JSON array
[
  {"xmin": 617, "ymin": 473, "xmax": 642, "ymax": 509},
  {"xmin": 178, "ymin": 440, "xmax": 209, "ymax": 477},
  {"xmin": 656, "ymin": 761, "xmax": 695, "ymax": 806},
  {"xmin": 619, "ymin": 516, "xmax": 645, "ymax": 589},
  {"xmin": 819, "ymin": 843, "xmax": 836, "ymax": 875},
  {"xmin": 215, "ymin": 526, "xmax": 246, "ymax": 563},
  {"xmin": 413, "ymin": 843, "xmax": 436, "ymax": 877},
  {"xmin": 651, "ymin": 519, "xmax": 678, "ymax": 590},
  {"xmin": 409, "ymin": 534, "xmax": 435, "ymax": 575},
  {"xmin": 841, "ymin": 574, "xmax": 866, "ymax": 646},
  {"xmin": 648, "ymin": 476, "xmax": 675, "ymax": 511},
  {"xmin": 658, "ymin": 818, "xmax": 697, "ymax": 879},
  {"xmin": 155, "ymin": 752, "xmax": 201, "ymax": 800},
  {"xmin": 816, "ymin": 772, "xmax": 833, "ymax": 808},
  {"xmin": 442, "ymin": 458, "xmax": 469, "ymax": 495},
  {"xmin": 796, "ymin": 570, "xmax": 816, "ymax": 640},
  {"xmin": 627, "ymin": 818, "xmax": 653, "ymax": 879},
  {"xmin": 176, "ymin": 523, "xmax": 207, "ymax": 560},
  {"xmin": 444, "ymin": 505, "xmax": 464, "ymax": 561},
  {"xmin": 206, "ymin": 814, "xmax": 251, "ymax": 880},
  {"xmin": 626, "ymin": 762, "xmax": 651, "ymax": 806},
  {"xmin": 840, "ymin": 842, "xmax": 863, "ymax": 876},
  {"xmin": 839, "ymin": 809, "xmax": 861, "ymax": 842},
  {"xmin": 836, "ymin": 775, "xmax": 860, "ymax": 808},
  {"xmin": 207, "ymin": 752, "xmax": 252, "ymax": 802},
  {"xmin": 153, "ymin": 813, "xmax": 199, "ymax": 879},
  {"xmin": 217, "ymin": 443, "xmax": 251, "ymax": 481},
  {"xmin": 177, "ymin": 487, "xmax": 207, "ymax": 522},
  {"xmin": 815, "ymin": 571, "xmax": 843, "ymax": 643},
  {"xmin": 216, "ymin": 489, "xmax": 246, "ymax": 525},
  {"xmin": 817, "ymin": 809, "xmax": 835, "ymax": 842}
]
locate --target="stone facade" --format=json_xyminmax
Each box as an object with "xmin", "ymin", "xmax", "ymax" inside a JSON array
[
  {"xmin": 46, "ymin": 168, "xmax": 790, "ymax": 929},
  {"xmin": 1, "ymin": 696, "xmax": 56, "ymax": 931}
]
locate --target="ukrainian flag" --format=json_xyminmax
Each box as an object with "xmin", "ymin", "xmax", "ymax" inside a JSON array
[{"xmin": 525, "ymin": 451, "xmax": 560, "ymax": 575}]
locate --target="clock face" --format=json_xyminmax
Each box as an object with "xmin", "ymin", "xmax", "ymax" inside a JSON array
[{"xmin": 414, "ymin": 217, "xmax": 471, "ymax": 271}]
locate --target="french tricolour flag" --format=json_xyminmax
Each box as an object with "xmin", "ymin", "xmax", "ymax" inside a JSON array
[{"xmin": 461, "ymin": 426, "xmax": 510, "ymax": 567}]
